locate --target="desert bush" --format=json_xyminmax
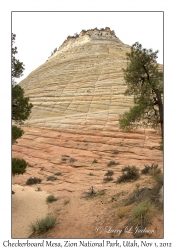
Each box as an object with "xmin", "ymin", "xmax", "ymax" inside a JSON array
[
  {"xmin": 12, "ymin": 158, "xmax": 27, "ymax": 175},
  {"xmin": 131, "ymin": 199, "xmax": 153, "ymax": 226},
  {"xmin": 55, "ymin": 172, "xmax": 62, "ymax": 176},
  {"xmin": 107, "ymin": 160, "xmax": 119, "ymax": 167},
  {"xmin": 116, "ymin": 166, "xmax": 140, "ymax": 183},
  {"xmin": 141, "ymin": 165, "xmax": 150, "ymax": 174},
  {"xmin": 69, "ymin": 157, "xmax": 76, "ymax": 163},
  {"xmin": 46, "ymin": 176, "xmax": 58, "ymax": 181},
  {"xmin": 35, "ymin": 187, "xmax": 42, "ymax": 192},
  {"xmin": 135, "ymin": 183, "xmax": 140, "ymax": 190},
  {"xmin": 29, "ymin": 216, "xmax": 56, "ymax": 234},
  {"xmin": 112, "ymin": 150, "xmax": 119, "ymax": 154},
  {"xmin": 149, "ymin": 164, "xmax": 161, "ymax": 177},
  {"xmin": 46, "ymin": 195, "xmax": 57, "ymax": 203},
  {"xmin": 26, "ymin": 177, "xmax": 42, "ymax": 185},
  {"xmin": 154, "ymin": 173, "xmax": 163, "ymax": 186},
  {"xmin": 141, "ymin": 163, "xmax": 161, "ymax": 175},
  {"xmin": 74, "ymin": 32, "xmax": 78, "ymax": 37},
  {"xmin": 93, "ymin": 159, "xmax": 98, "ymax": 163},
  {"xmin": 104, "ymin": 170, "xmax": 114, "ymax": 182},
  {"xmin": 89, "ymin": 172, "xmax": 94, "ymax": 176},
  {"xmin": 149, "ymin": 173, "xmax": 163, "ymax": 206},
  {"xmin": 124, "ymin": 187, "xmax": 151, "ymax": 206},
  {"xmin": 105, "ymin": 170, "xmax": 114, "ymax": 177},
  {"xmin": 103, "ymin": 176, "xmax": 113, "ymax": 182},
  {"xmin": 61, "ymin": 157, "xmax": 67, "ymax": 162},
  {"xmin": 82, "ymin": 186, "xmax": 96, "ymax": 199},
  {"xmin": 159, "ymin": 140, "xmax": 163, "ymax": 151},
  {"xmin": 50, "ymin": 48, "xmax": 57, "ymax": 56}
]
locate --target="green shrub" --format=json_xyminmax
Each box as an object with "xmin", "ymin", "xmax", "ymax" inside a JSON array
[
  {"xmin": 141, "ymin": 165, "xmax": 151, "ymax": 174},
  {"xmin": 116, "ymin": 166, "xmax": 140, "ymax": 183},
  {"xmin": 103, "ymin": 170, "xmax": 114, "ymax": 182},
  {"xmin": 46, "ymin": 195, "xmax": 57, "ymax": 203},
  {"xmin": 103, "ymin": 176, "xmax": 113, "ymax": 182},
  {"xmin": 61, "ymin": 157, "xmax": 67, "ymax": 162},
  {"xmin": 154, "ymin": 173, "xmax": 163, "ymax": 186},
  {"xmin": 29, "ymin": 216, "xmax": 56, "ymax": 234},
  {"xmin": 26, "ymin": 177, "xmax": 42, "ymax": 185},
  {"xmin": 124, "ymin": 187, "xmax": 151, "ymax": 206},
  {"xmin": 55, "ymin": 172, "xmax": 62, "ymax": 176},
  {"xmin": 69, "ymin": 157, "xmax": 76, "ymax": 163},
  {"xmin": 112, "ymin": 150, "xmax": 119, "ymax": 154},
  {"xmin": 35, "ymin": 187, "xmax": 42, "ymax": 192},
  {"xmin": 107, "ymin": 160, "xmax": 119, "ymax": 167},
  {"xmin": 12, "ymin": 125, "xmax": 24, "ymax": 144},
  {"xmin": 135, "ymin": 183, "xmax": 140, "ymax": 190},
  {"xmin": 93, "ymin": 159, "xmax": 98, "ymax": 163},
  {"xmin": 46, "ymin": 176, "xmax": 58, "ymax": 181},
  {"xmin": 12, "ymin": 158, "xmax": 27, "ymax": 175},
  {"xmin": 149, "ymin": 173, "xmax": 163, "ymax": 206},
  {"xmin": 105, "ymin": 170, "xmax": 114, "ymax": 176},
  {"xmin": 141, "ymin": 163, "xmax": 161, "ymax": 175},
  {"xmin": 149, "ymin": 164, "xmax": 161, "ymax": 177},
  {"xmin": 89, "ymin": 172, "xmax": 94, "ymax": 176},
  {"xmin": 50, "ymin": 48, "xmax": 57, "ymax": 56},
  {"xmin": 131, "ymin": 199, "xmax": 153, "ymax": 226},
  {"xmin": 159, "ymin": 140, "xmax": 163, "ymax": 151}
]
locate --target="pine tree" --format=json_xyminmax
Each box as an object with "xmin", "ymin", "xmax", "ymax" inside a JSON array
[
  {"xmin": 12, "ymin": 158, "xmax": 27, "ymax": 176},
  {"xmin": 12, "ymin": 33, "xmax": 33, "ymax": 143},
  {"xmin": 12, "ymin": 33, "xmax": 33, "ymax": 175},
  {"xmin": 12, "ymin": 33, "xmax": 25, "ymax": 85},
  {"xmin": 119, "ymin": 42, "xmax": 163, "ymax": 138},
  {"xmin": 12, "ymin": 84, "xmax": 33, "ymax": 124}
]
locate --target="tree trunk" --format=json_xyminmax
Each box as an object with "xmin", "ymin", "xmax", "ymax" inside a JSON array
[{"xmin": 154, "ymin": 89, "xmax": 163, "ymax": 139}]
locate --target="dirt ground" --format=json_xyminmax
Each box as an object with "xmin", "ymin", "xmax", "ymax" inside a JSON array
[{"xmin": 12, "ymin": 184, "xmax": 49, "ymax": 238}]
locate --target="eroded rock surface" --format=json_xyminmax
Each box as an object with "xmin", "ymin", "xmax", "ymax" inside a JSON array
[
  {"xmin": 12, "ymin": 126, "xmax": 163, "ymax": 238},
  {"xmin": 13, "ymin": 126, "xmax": 162, "ymax": 193}
]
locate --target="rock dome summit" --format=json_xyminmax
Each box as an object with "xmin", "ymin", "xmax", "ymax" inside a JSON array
[{"xmin": 19, "ymin": 27, "xmax": 134, "ymax": 132}]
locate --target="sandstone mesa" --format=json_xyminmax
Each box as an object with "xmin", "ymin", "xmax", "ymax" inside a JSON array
[{"xmin": 19, "ymin": 27, "xmax": 134, "ymax": 131}]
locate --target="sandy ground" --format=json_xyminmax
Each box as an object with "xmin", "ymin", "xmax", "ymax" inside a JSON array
[{"xmin": 12, "ymin": 184, "xmax": 49, "ymax": 238}]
